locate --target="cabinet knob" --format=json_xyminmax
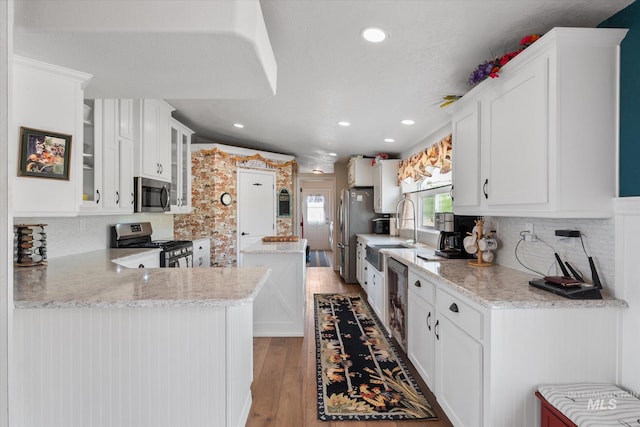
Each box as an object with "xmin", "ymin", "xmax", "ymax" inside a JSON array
[
  {"xmin": 414, "ymin": 280, "xmax": 421, "ymax": 288},
  {"xmin": 449, "ymin": 302, "xmax": 459, "ymax": 313}
]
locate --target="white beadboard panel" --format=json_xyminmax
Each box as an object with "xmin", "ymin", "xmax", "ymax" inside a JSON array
[
  {"xmin": 226, "ymin": 304, "xmax": 253, "ymax": 427},
  {"xmin": 13, "ymin": 306, "xmax": 250, "ymax": 427},
  {"xmin": 486, "ymin": 307, "xmax": 619, "ymax": 427},
  {"xmin": 614, "ymin": 197, "xmax": 640, "ymax": 392},
  {"xmin": 487, "ymin": 216, "xmax": 615, "ymax": 294},
  {"xmin": 13, "ymin": 214, "xmax": 174, "ymax": 259}
]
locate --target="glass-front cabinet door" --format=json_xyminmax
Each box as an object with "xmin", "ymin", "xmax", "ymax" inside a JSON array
[
  {"xmin": 169, "ymin": 118, "xmax": 194, "ymax": 214},
  {"xmin": 81, "ymin": 99, "xmax": 103, "ymax": 210}
]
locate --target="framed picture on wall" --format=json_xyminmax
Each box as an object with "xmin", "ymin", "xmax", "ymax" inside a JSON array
[{"xmin": 18, "ymin": 127, "xmax": 72, "ymax": 180}]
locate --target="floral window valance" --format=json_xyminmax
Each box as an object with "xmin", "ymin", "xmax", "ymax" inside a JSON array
[{"xmin": 397, "ymin": 134, "xmax": 452, "ymax": 184}]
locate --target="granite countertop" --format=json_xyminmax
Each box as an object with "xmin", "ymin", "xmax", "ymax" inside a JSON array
[
  {"xmin": 384, "ymin": 248, "xmax": 627, "ymax": 310},
  {"xmin": 14, "ymin": 249, "xmax": 270, "ymax": 309},
  {"xmin": 241, "ymin": 238, "xmax": 308, "ymax": 254}
]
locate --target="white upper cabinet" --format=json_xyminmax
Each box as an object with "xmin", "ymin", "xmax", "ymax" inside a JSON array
[
  {"xmin": 81, "ymin": 99, "xmax": 134, "ymax": 214},
  {"xmin": 170, "ymin": 118, "xmax": 194, "ymax": 214},
  {"xmin": 81, "ymin": 99, "xmax": 103, "ymax": 211},
  {"xmin": 373, "ymin": 159, "xmax": 401, "ymax": 214},
  {"xmin": 347, "ymin": 157, "xmax": 374, "ymax": 188},
  {"xmin": 451, "ymin": 97, "xmax": 481, "ymax": 210},
  {"xmin": 451, "ymin": 27, "xmax": 627, "ymax": 218},
  {"xmin": 133, "ymin": 99, "xmax": 175, "ymax": 182}
]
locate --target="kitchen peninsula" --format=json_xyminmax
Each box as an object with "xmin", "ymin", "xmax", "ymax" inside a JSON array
[{"xmin": 13, "ymin": 249, "xmax": 270, "ymax": 427}]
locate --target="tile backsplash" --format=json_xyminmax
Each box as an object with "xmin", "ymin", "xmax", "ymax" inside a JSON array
[
  {"xmin": 14, "ymin": 214, "xmax": 174, "ymax": 259},
  {"xmin": 402, "ymin": 215, "xmax": 615, "ymax": 293},
  {"xmin": 486, "ymin": 216, "xmax": 615, "ymax": 292}
]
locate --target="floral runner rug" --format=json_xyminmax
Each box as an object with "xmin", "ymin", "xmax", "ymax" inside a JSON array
[{"xmin": 314, "ymin": 293, "xmax": 437, "ymax": 421}]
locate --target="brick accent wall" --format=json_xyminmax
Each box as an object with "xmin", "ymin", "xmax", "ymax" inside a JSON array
[{"xmin": 173, "ymin": 149, "xmax": 295, "ymax": 266}]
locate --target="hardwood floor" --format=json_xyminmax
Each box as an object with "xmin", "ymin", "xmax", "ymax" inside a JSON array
[{"xmin": 246, "ymin": 267, "xmax": 454, "ymax": 427}]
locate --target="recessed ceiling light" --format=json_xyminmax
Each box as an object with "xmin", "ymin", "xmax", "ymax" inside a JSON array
[
  {"xmin": 384, "ymin": 138, "xmax": 395, "ymax": 143},
  {"xmin": 233, "ymin": 123, "xmax": 244, "ymax": 128},
  {"xmin": 361, "ymin": 27, "xmax": 388, "ymax": 43},
  {"xmin": 328, "ymin": 152, "xmax": 337, "ymax": 157},
  {"xmin": 338, "ymin": 121, "xmax": 351, "ymax": 127},
  {"xmin": 401, "ymin": 119, "xmax": 415, "ymax": 125},
  {"xmin": 312, "ymin": 169, "xmax": 324, "ymax": 174}
]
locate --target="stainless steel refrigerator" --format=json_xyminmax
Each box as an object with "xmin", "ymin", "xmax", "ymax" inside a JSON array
[{"xmin": 338, "ymin": 187, "xmax": 378, "ymax": 283}]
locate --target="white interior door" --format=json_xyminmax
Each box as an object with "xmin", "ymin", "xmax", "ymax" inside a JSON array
[
  {"xmin": 302, "ymin": 189, "xmax": 331, "ymax": 250},
  {"xmin": 238, "ymin": 169, "xmax": 275, "ymax": 263}
]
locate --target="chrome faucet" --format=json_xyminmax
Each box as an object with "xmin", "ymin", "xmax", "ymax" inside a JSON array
[{"xmin": 395, "ymin": 194, "xmax": 417, "ymax": 244}]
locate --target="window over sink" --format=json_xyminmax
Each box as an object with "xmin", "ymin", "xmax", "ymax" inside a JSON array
[{"xmin": 419, "ymin": 185, "xmax": 452, "ymax": 229}]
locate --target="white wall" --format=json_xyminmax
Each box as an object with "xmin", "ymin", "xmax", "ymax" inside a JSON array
[
  {"xmin": 1, "ymin": 1, "xmax": 11, "ymax": 426},
  {"xmin": 14, "ymin": 214, "xmax": 174, "ymax": 259}
]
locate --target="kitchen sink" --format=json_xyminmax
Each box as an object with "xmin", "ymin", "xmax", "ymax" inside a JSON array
[{"xmin": 370, "ymin": 244, "xmax": 408, "ymax": 249}]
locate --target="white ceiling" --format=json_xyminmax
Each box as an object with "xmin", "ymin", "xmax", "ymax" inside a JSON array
[{"xmin": 14, "ymin": 0, "xmax": 634, "ymax": 173}]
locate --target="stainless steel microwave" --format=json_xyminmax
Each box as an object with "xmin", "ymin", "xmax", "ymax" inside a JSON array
[{"xmin": 134, "ymin": 177, "xmax": 171, "ymax": 213}]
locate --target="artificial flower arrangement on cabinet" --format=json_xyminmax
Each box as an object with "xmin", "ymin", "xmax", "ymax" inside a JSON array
[
  {"xmin": 440, "ymin": 33, "xmax": 541, "ymax": 107},
  {"xmin": 468, "ymin": 33, "xmax": 541, "ymax": 84},
  {"xmin": 370, "ymin": 152, "xmax": 389, "ymax": 166}
]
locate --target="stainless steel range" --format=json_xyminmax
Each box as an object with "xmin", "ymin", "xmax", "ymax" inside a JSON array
[{"xmin": 110, "ymin": 222, "xmax": 193, "ymax": 268}]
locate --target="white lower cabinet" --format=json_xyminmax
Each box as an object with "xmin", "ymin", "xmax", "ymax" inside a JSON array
[
  {"xmin": 407, "ymin": 269, "xmax": 436, "ymax": 390},
  {"xmin": 366, "ymin": 260, "xmax": 384, "ymax": 321},
  {"xmin": 435, "ymin": 299, "xmax": 483, "ymax": 427},
  {"xmin": 407, "ymin": 268, "xmax": 485, "ymax": 427},
  {"xmin": 112, "ymin": 250, "xmax": 161, "ymax": 269},
  {"xmin": 356, "ymin": 237, "xmax": 366, "ymax": 289},
  {"xmin": 406, "ymin": 266, "xmax": 620, "ymax": 427}
]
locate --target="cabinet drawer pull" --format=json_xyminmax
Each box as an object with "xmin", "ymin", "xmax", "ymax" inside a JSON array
[
  {"xmin": 435, "ymin": 320, "xmax": 439, "ymax": 340},
  {"xmin": 483, "ymin": 178, "xmax": 489, "ymax": 199},
  {"xmin": 414, "ymin": 280, "xmax": 421, "ymax": 288},
  {"xmin": 449, "ymin": 302, "xmax": 459, "ymax": 313},
  {"xmin": 426, "ymin": 311, "xmax": 431, "ymax": 331},
  {"xmin": 450, "ymin": 185, "xmax": 454, "ymax": 202},
  {"xmin": 96, "ymin": 189, "xmax": 100, "ymax": 203},
  {"xmin": 115, "ymin": 191, "xmax": 120, "ymax": 204}
]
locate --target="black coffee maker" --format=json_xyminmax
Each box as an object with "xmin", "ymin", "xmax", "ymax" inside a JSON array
[{"xmin": 434, "ymin": 213, "xmax": 477, "ymax": 259}]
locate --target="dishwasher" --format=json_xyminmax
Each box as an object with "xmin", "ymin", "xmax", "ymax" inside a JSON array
[{"xmin": 387, "ymin": 257, "xmax": 408, "ymax": 352}]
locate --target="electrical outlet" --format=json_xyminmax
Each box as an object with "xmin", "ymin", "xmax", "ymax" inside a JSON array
[
  {"xmin": 525, "ymin": 223, "xmax": 534, "ymax": 235},
  {"xmin": 523, "ymin": 222, "xmax": 537, "ymax": 242}
]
